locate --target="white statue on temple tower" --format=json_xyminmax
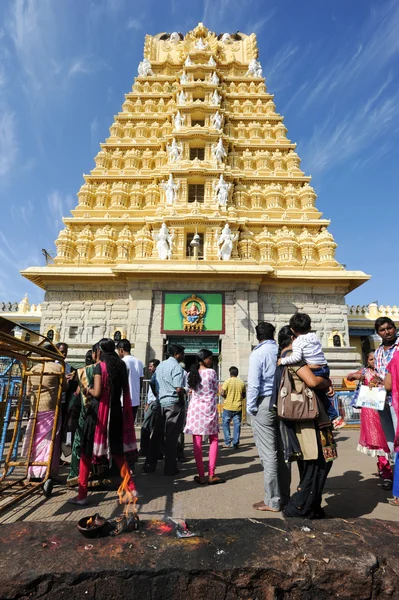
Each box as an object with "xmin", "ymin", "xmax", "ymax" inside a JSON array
[
  {"xmin": 167, "ymin": 138, "xmax": 183, "ymax": 162},
  {"xmin": 177, "ymin": 89, "xmax": 187, "ymax": 104},
  {"xmin": 211, "ymin": 111, "xmax": 223, "ymax": 130},
  {"xmin": 170, "ymin": 32, "xmax": 180, "ymax": 43},
  {"xmin": 138, "ymin": 57, "xmax": 154, "ymax": 77},
  {"xmin": 221, "ymin": 33, "xmax": 232, "ymax": 43},
  {"xmin": 195, "ymin": 37, "xmax": 208, "ymax": 50},
  {"xmin": 153, "ymin": 223, "xmax": 174, "ymax": 260},
  {"xmin": 208, "ymin": 55, "xmax": 216, "ymax": 66},
  {"xmin": 180, "ymin": 70, "xmax": 189, "ymax": 85},
  {"xmin": 210, "ymin": 71, "xmax": 219, "ymax": 85},
  {"xmin": 161, "ymin": 174, "xmax": 180, "ymax": 205},
  {"xmin": 184, "ymin": 55, "xmax": 193, "ymax": 66},
  {"xmin": 216, "ymin": 224, "xmax": 238, "ymax": 261},
  {"xmin": 210, "ymin": 89, "xmax": 222, "ymax": 106},
  {"xmin": 212, "ymin": 138, "xmax": 227, "ymax": 163},
  {"xmin": 246, "ymin": 58, "xmax": 263, "ymax": 78},
  {"xmin": 213, "ymin": 175, "xmax": 231, "ymax": 207},
  {"xmin": 173, "ymin": 111, "xmax": 186, "ymax": 131}
]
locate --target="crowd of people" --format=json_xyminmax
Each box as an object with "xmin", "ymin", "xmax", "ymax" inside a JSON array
[{"xmin": 22, "ymin": 313, "xmax": 399, "ymax": 517}]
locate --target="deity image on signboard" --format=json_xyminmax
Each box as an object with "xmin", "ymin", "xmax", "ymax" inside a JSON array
[{"xmin": 181, "ymin": 295, "xmax": 206, "ymax": 332}]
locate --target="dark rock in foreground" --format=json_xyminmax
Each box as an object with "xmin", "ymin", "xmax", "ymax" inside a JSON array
[{"xmin": 0, "ymin": 517, "xmax": 398, "ymax": 599}]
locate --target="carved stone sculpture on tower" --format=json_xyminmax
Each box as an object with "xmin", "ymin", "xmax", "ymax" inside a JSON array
[
  {"xmin": 195, "ymin": 37, "xmax": 208, "ymax": 50},
  {"xmin": 246, "ymin": 58, "xmax": 262, "ymax": 78},
  {"xmin": 153, "ymin": 223, "xmax": 174, "ymax": 260},
  {"xmin": 221, "ymin": 33, "xmax": 232, "ymax": 43},
  {"xmin": 167, "ymin": 138, "xmax": 183, "ymax": 163},
  {"xmin": 208, "ymin": 55, "xmax": 216, "ymax": 66},
  {"xmin": 212, "ymin": 138, "xmax": 227, "ymax": 163},
  {"xmin": 211, "ymin": 111, "xmax": 223, "ymax": 130},
  {"xmin": 184, "ymin": 55, "xmax": 193, "ymax": 66},
  {"xmin": 161, "ymin": 174, "xmax": 180, "ymax": 205},
  {"xmin": 180, "ymin": 71, "xmax": 189, "ymax": 85},
  {"xmin": 216, "ymin": 224, "xmax": 238, "ymax": 261},
  {"xmin": 138, "ymin": 57, "xmax": 154, "ymax": 77},
  {"xmin": 177, "ymin": 89, "xmax": 187, "ymax": 104},
  {"xmin": 213, "ymin": 174, "xmax": 231, "ymax": 206},
  {"xmin": 170, "ymin": 32, "xmax": 180, "ymax": 43},
  {"xmin": 210, "ymin": 89, "xmax": 222, "ymax": 106},
  {"xmin": 210, "ymin": 71, "xmax": 219, "ymax": 85},
  {"xmin": 173, "ymin": 111, "xmax": 186, "ymax": 131}
]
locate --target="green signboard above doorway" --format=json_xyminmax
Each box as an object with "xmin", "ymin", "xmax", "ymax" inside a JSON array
[{"xmin": 162, "ymin": 292, "xmax": 224, "ymax": 334}]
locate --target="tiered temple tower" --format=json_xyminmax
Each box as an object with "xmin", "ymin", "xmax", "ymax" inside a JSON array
[{"xmin": 23, "ymin": 24, "xmax": 369, "ymax": 377}]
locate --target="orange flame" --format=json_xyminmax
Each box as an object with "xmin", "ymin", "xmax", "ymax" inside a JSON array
[
  {"xmin": 86, "ymin": 516, "xmax": 93, "ymax": 527},
  {"xmin": 117, "ymin": 462, "xmax": 137, "ymax": 517}
]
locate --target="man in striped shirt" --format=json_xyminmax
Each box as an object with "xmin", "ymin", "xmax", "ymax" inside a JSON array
[{"xmin": 374, "ymin": 317, "xmax": 399, "ymax": 481}]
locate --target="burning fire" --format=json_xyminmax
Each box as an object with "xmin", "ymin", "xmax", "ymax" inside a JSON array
[
  {"xmin": 86, "ymin": 516, "xmax": 93, "ymax": 527},
  {"xmin": 117, "ymin": 462, "xmax": 138, "ymax": 518}
]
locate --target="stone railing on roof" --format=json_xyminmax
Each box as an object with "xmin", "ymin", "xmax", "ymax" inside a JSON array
[
  {"xmin": 0, "ymin": 295, "xmax": 42, "ymax": 316},
  {"xmin": 348, "ymin": 303, "xmax": 399, "ymax": 319}
]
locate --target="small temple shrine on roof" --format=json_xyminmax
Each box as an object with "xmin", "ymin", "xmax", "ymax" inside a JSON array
[{"xmin": 22, "ymin": 23, "xmax": 369, "ymax": 377}]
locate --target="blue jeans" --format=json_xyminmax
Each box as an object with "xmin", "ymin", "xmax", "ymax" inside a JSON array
[
  {"xmin": 311, "ymin": 365, "xmax": 339, "ymax": 421},
  {"xmin": 222, "ymin": 410, "xmax": 242, "ymax": 446}
]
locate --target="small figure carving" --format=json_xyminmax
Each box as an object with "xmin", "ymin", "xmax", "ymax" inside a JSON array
[
  {"xmin": 216, "ymin": 224, "xmax": 238, "ymax": 261},
  {"xmin": 210, "ymin": 89, "xmax": 222, "ymax": 106},
  {"xmin": 184, "ymin": 55, "xmax": 193, "ymax": 66},
  {"xmin": 221, "ymin": 33, "xmax": 232, "ymax": 43},
  {"xmin": 211, "ymin": 111, "xmax": 223, "ymax": 130},
  {"xmin": 180, "ymin": 70, "xmax": 189, "ymax": 84},
  {"xmin": 161, "ymin": 174, "xmax": 179, "ymax": 205},
  {"xmin": 195, "ymin": 37, "xmax": 208, "ymax": 50},
  {"xmin": 208, "ymin": 55, "xmax": 216, "ymax": 66},
  {"xmin": 177, "ymin": 89, "xmax": 187, "ymax": 104},
  {"xmin": 153, "ymin": 223, "xmax": 174, "ymax": 260},
  {"xmin": 167, "ymin": 138, "xmax": 183, "ymax": 162},
  {"xmin": 137, "ymin": 57, "xmax": 154, "ymax": 77},
  {"xmin": 210, "ymin": 71, "xmax": 219, "ymax": 85},
  {"xmin": 246, "ymin": 57, "xmax": 262, "ymax": 78},
  {"xmin": 211, "ymin": 138, "xmax": 227, "ymax": 163},
  {"xmin": 213, "ymin": 174, "xmax": 231, "ymax": 206},
  {"xmin": 173, "ymin": 111, "xmax": 186, "ymax": 131},
  {"xmin": 170, "ymin": 32, "xmax": 180, "ymax": 43}
]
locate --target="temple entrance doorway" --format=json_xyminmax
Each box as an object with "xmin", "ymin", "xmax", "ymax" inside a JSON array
[{"xmin": 165, "ymin": 335, "xmax": 220, "ymax": 378}]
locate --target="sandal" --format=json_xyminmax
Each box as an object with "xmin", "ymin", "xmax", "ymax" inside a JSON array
[
  {"xmin": 194, "ymin": 475, "xmax": 207, "ymax": 485},
  {"xmin": 208, "ymin": 475, "xmax": 226, "ymax": 485},
  {"xmin": 388, "ymin": 497, "xmax": 399, "ymax": 506}
]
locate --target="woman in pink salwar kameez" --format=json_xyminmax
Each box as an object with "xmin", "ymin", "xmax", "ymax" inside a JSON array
[{"xmin": 347, "ymin": 351, "xmax": 393, "ymax": 486}]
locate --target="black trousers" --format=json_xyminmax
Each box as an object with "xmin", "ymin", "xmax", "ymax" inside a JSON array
[
  {"xmin": 147, "ymin": 402, "xmax": 185, "ymax": 475},
  {"xmin": 140, "ymin": 402, "xmax": 157, "ymax": 455}
]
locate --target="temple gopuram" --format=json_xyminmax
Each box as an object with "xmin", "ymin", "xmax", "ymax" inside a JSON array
[{"xmin": 22, "ymin": 23, "xmax": 369, "ymax": 379}]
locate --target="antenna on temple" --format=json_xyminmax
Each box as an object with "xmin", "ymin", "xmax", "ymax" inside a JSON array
[{"xmin": 41, "ymin": 249, "xmax": 54, "ymax": 265}]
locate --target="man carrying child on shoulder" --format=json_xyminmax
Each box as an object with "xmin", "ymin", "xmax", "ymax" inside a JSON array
[
  {"xmin": 278, "ymin": 312, "xmax": 345, "ymax": 430},
  {"xmin": 221, "ymin": 366, "xmax": 246, "ymax": 449}
]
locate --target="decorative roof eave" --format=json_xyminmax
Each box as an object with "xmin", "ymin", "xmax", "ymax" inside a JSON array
[
  {"xmin": 269, "ymin": 269, "xmax": 370, "ymax": 293},
  {"xmin": 65, "ymin": 215, "xmax": 329, "ymax": 227}
]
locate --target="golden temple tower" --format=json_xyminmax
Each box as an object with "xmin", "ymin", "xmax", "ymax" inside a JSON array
[{"xmin": 23, "ymin": 24, "xmax": 369, "ymax": 377}]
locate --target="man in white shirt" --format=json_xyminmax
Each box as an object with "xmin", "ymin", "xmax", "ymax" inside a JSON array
[{"xmin": 117, "ymin": 339, "xmax": 144, "ymax": 422}]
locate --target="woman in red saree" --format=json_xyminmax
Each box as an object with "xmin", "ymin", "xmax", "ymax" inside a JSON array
[
  {"xmin": 347, "ymin": 351, "xmax": 393, "ymax": 487},
  {"xmin": 68, "ymin": 338, "xmax": 137, "ymax": 506}
]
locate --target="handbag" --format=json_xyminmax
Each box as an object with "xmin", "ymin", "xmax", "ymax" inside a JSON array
[
  {"xmin": 350, "ymin": 368, "xmax": 365, "ymax": 407},
  {"xmin": 354, "ymin": 385, "xmax": 386, "ymax": 411},
  {"xmin": 277, "ymin": 366, "xmax": 319, "ymax": 421}
]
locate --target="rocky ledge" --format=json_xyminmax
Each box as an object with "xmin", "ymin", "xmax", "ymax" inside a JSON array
[{"xmin": 0, "ymin": 517, "xmax": 398, "ymax": 599}]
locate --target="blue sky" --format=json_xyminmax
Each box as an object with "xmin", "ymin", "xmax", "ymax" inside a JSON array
[{"xmin": 0, "ymin": 0, "xmax": 398, "ymax": 307}]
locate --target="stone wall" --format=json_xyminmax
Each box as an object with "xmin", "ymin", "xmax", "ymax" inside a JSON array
[{"xmin": 41, "ymin": 279, "xmax": 361, "ymax": 379}]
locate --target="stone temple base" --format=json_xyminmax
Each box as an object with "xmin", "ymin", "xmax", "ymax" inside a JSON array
[{"xmin": 0, "ymin": 518, "xmax": 398, "ymax": 599}]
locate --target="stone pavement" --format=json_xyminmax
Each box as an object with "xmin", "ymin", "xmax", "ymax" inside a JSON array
[{"xmin": 0, "ymin": 428, "xmax": 397, "ymax": 524}]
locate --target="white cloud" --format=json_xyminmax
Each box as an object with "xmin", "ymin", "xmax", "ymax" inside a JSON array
[
  {"xmin": 0, "ymin": 111, "xmax": 18, "ymax": 177},
  {"xmin": 47, "ymin": 190, "xmax": 74, "ymax": 230},
  {"xmin": 127, "ymin": 18, "xmax": 142, "ymax": 31}
]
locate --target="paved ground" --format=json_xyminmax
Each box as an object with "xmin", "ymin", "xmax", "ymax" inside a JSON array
[{"xmin": 0, "ymin": 428, "xmax": 397, "ymax": 524}]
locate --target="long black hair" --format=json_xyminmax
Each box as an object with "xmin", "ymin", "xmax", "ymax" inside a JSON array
[
  {"xmin": 188, "ymin": 349, "xmax": 213, "ymax": 391},
  {"xmin": 98, "ymin": 337, "xmax": 128, "ymax": 397},
  {"xmin": 277, "ymin": 325, "xmax": 294, "ymax": 358}
]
